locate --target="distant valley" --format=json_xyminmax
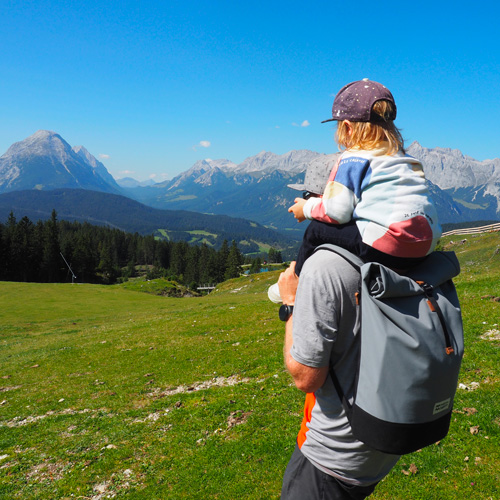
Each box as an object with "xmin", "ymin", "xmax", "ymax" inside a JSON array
[{"xmin": 0, "ymin": 188, "xmax": 298, "ymax": 257}]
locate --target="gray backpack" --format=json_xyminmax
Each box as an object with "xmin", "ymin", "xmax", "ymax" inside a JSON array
[{"xmin": 317, "ymin": 244, "xmax": 464, "ymax": 455}]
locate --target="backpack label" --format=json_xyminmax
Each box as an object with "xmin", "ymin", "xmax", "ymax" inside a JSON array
[{"xmin": 433, "ymin": 398, "xmax": 451, "ymax": 415}]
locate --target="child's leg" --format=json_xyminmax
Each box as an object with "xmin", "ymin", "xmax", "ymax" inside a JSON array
[
  {"xmin": 292, "ymin": 220, "xmax": 427, "ymax": 288},
  {"xmin": 295, "ymin": 220, "xmax": 364, "ymax": 275},
  {"xmin": 297, "ymin": 220, "xmax": 426, "ymax": 271},
  {"xmin": 270, "ymin": 220, "xmax": 365, "ymax": 304}
]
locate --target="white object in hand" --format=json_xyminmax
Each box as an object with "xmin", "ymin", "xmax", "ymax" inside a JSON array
[{"xmin": 267, "ymin": 283, "xmax": 282, "ymax": 304}]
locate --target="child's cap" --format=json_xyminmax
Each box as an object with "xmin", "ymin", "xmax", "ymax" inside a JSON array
[
  {"xmin": 322, "ymin": 79, "xmax": 397, "ymax": 123},
  {"xmin": 287, "ymin": 153, "xmax": 340, "ymax": 195}
]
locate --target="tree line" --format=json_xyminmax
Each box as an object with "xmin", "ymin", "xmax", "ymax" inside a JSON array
[{"xmin": 0, "ymin": 210, "xmax": 282, "ymax": 287}]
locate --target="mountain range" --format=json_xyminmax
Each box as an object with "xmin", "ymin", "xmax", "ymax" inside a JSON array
[
  {"xmin": 0, "ymin": 131, "xmax": 302, "ymax": 255},
  {"xmin": 124, "ymin": 150, "xmax": 330, "ymax": 233},
  {"xmin": 1, "ymin": 130, "xmax": 499, "ymax": 253},
  {"xmin": 122, "ymin": 143, "xmax": 500, "ymax": 228}
]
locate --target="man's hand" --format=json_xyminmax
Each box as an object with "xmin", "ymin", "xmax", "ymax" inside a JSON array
[
  {"xmin": 288, "ymin": 198, "xmax": 307, "ymax": 222},
  {"xmin": 278, "ymin": 261, "xmax": 299, "ymax": 306}
]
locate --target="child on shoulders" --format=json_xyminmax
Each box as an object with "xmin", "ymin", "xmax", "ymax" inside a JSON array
[
  {"xmin": 269, "ymin": 79, "xmax": 441, "ymax": 304},
  {"xmin": 289, "ymin": 78, "xmax": 441, "ymax": 276}
]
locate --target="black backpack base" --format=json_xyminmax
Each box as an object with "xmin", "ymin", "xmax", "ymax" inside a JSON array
[{"xmin": 350, "ymin": 405, "xmax": 452, "ymax": 455}]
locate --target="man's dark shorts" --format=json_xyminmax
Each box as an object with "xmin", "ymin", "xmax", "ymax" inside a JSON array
[{"xmin": 281, "ymin": 444, "xmax": 378, "ymax": 500}]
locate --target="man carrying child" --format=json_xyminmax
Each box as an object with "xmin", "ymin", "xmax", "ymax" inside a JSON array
[{"xmin": 277, "ymin": 79, "xmax": 441, "ymax": 499}]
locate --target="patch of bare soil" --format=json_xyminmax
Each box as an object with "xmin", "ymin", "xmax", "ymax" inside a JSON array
[{"xmin": 147, "ymin": 375, "xmax": 250, "ymax": 399}]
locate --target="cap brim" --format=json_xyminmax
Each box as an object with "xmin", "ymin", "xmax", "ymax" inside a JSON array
[
  {"xmin": 287, "ymin": 183, "xmax": 305, "ymax": 191},
  {"xmin": 321, "ymin": 118, "xmax": 336, "ymax": 123}
]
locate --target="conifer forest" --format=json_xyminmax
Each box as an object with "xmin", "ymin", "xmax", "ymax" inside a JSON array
[{"xmin": 0, "ymin": 210, "xmax": 282, "ymax": 287}]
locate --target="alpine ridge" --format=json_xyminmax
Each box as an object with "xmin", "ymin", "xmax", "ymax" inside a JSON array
[
  {"xmin": 126, "ymin": 144, "xmax": 500, "ymax": 227},
  {"xmin": 406, "ymin": 142, "xmax": 500, "ymax": 189}
]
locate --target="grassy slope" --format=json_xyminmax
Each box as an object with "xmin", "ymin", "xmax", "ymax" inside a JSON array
[{"xmin": 0, "ymin": 233, "xmax": 499, "ymax": 499}]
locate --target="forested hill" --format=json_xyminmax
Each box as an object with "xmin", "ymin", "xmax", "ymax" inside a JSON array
[{"xmin": 0, "ymin": 188, "xmax": 299, "ymax": 255}]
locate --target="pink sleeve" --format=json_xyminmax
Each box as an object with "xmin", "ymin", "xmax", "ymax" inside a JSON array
[{"xmin": 303, "ymin": 197, "xmax": 339, "ymax": 224}]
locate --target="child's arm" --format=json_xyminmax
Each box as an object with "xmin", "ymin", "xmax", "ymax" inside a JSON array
[
  {"xmin": 302, "ymin": 156, "xmax": 371, "ymax": 224},
  {"xmin": 288, "ymin": 190, "xmax": 350, "ymax": 224},
  {"xmin": 302, "ymin": 183, "xmax": 354, "ymax": 224}
]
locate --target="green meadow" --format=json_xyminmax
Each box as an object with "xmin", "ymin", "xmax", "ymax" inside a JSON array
[{"xmin": 1, "ymin": 232, "xmax": 499, "ymax": 499}]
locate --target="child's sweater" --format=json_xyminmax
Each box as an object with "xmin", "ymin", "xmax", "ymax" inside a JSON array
[{"xmin": 302, "ymin": 149, "xmax": 442, "ymax": 258}]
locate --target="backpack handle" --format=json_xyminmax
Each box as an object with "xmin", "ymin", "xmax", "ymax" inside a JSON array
[{"xmin": 417, "ymin": 281, "xmax": 455, "ymax": 355}]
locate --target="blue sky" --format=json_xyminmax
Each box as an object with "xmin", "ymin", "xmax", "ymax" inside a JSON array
[{"xmin": 1, "ymin": 0, "xmax": 499, "ymax": 181}]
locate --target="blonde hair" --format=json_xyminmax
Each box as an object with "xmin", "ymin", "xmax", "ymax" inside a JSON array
[{"xmin": 335, "ymin": 100, "xmax": 404, "ymax": 155}]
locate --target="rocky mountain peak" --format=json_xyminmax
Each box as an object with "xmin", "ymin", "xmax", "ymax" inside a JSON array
[
  {"xmin": 407, "ymin": 141, "xmax": 500, "ymax": 189},
  {"xmin": 235, "ymin": 149, "xmax": 322, "ymax": 174},
  {"xmin": 72, "ymin": 145, "xmax": 121, "ymax": 190},
  {"xmin": 73, "ymin": 145, "xmax": 97, "ymax": 167},
  {"xmin": 3, "ymin": 130, "xmax": 70, "ymax": 159},
  {"xmin": 0, "ymin": 130, "xmax": 120, "ymax": 194}
]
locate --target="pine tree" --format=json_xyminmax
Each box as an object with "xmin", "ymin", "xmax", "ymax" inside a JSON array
[
  {"xmin": 268, "ymin": 247, "xmax": 276, "ymax": 263},
  {"xmin": 141, "ymin": 235, "xmax": 157, "ymax": 265},
  {"xmin": 249, "ymin": 257, "xmax": 262, "ymax": 274},
  {"xmin": 184, "ymin": 245, "xmax": 200, "ymax": 286},
  {"xmin": 98, "ymin": 239, "xmax": 120, "ymax": 284},
  {"xmin": 216, "ymin": 239, "xmax": 230, "ymax": 282},
  {"xmin": 169, "ymin": 241, "xmax": 189, "ymax": 281},
  {"xmin": 224, "ymin": 240, "xmax": 243, "ymax": 280},
  {"xmin": 156, "ymin": 239, "xmax": 170, "ymax": 270},
  {"xmin": 41, "ymin": 210, "xmax": 61, "ymax": 282},
  {"xmin": 0, "ymin": 224, "xmax": 5, "ymax": 280},
  {"xmin": 268, "ymin": 247, "xmax": 283, "ymax": 263},
  {"xmin": 1, "ymin": 212, "xmax": 17, "ymax": 280},
  {"xmin": 274, "ymin": 249, "xmax": 283, "ymax": 263},
  {"xmin": 16, "ymin": 216, "xmax": 38, "ymax": 282},
  {"xmin": 72, "ymin": 231, "xmax": 98, "ymax": 283},
  {"xmin": 198, "ymin": 243, "xmax": 213, "ymax": 285}
]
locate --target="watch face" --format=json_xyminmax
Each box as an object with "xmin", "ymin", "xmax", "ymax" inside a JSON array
[{"xmin": 279, "ymin": 304, "xmax": 293, "ymax": 321}]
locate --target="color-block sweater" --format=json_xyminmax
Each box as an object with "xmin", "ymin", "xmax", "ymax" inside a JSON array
[{"xmin": 302, "ymin": 149, "xmax": 441, "ymax": 258}]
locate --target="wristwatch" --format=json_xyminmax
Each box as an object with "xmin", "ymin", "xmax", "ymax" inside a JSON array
[{"xmin": 279, "ymin": 304, "xmax": 294, "ymax": 321}]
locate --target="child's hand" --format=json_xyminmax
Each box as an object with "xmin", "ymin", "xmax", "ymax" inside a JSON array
[{"xmin": 288, "ymin": 198, "xmax": 307, "ymax": 222}]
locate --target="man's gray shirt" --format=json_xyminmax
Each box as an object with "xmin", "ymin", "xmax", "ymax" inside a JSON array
[{"xmin": 291, "ymin": 250, "xmax": 400, "ymax": 486}]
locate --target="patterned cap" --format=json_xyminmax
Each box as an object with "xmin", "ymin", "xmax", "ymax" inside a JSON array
[
  {"xmin": 322, "ymin": 79, "xmax": 397, "ymax": 123},
  {"xmin": 287, "ymin": 153, "xmax": 340, "ymax": 195}
]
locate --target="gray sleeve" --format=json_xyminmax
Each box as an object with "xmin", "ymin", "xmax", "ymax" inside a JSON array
[{"xmin": 290, "ymin": 252, "xmax": 342, "ymax": 368}]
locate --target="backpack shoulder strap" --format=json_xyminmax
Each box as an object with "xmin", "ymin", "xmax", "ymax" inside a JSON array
[
  {"xmin": 314, "ymin": 243, "xmax": 364, "ymax": 271},
  {"xmin": 314, "ymin": 244, "xmax": 362, "ymax": 414}
]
